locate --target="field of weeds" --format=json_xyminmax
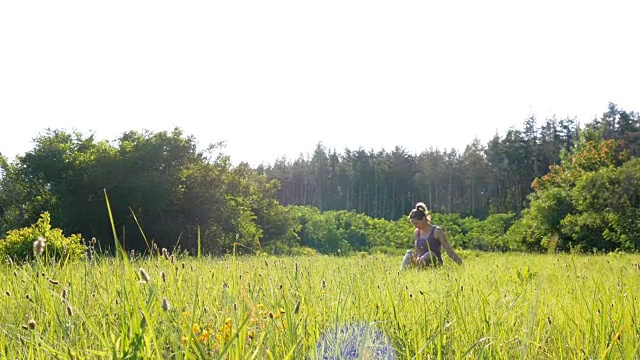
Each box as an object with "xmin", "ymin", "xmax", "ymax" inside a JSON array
[{"xmin": 1, "ymin": 251, "xmax": 639, "ymax": 359}]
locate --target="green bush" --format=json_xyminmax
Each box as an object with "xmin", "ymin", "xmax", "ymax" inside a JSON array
[{"xmin": 0, "ymin": 212, "xmax": 85, "ymax": 262}]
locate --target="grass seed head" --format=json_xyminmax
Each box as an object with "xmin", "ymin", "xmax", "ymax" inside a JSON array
[
  {"xmin": 67, "ymin": 305, "xmax": 73, "ymax": 316},
  {"xmin": 27, "ymin": 319, "xmax": 36, "ymax": 330},
  {"xmin": 139, "ymin": 268, "xmax": 150, "ymax": 283},
  {"xmin": 162, "ymin": 298, "xmax": 170, "ymax": 311},
  {"xmin": 161, "ymin": 271, "xmax": 166, "ymax": 282}
]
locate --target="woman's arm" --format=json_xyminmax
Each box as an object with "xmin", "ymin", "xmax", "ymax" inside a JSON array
[
  {"xmin": 436, "ymin": 227, "xmax": 462, "ymax": 265},
  {"xmin": 412, "ymin": 228, "xmax": 419, "ymax": 263}
]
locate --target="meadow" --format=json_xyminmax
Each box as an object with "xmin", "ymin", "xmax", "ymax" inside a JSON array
[{"xmin": 1, "ymin": 250, "xmax": 639, "ymax": 359}]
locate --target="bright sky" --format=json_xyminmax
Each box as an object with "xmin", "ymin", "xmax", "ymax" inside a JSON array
[{"xmin": 1, "ymin": 1, "xmax": 638, "ymax": 167}]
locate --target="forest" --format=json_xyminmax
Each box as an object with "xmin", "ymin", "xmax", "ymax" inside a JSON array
[{"xmin": 1, "ymin": 102, "xmax": 639, "ymax": 258}]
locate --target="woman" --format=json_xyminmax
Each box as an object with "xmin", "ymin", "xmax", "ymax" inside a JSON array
[{"xmin": 401, "ymin": 202, "xmax": 463, "ymax": 270}]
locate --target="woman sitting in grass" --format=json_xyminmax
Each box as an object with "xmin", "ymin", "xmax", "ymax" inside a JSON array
[{"xmin": 401, "ymin": 202, "xmax": 463, "ymax": 270}]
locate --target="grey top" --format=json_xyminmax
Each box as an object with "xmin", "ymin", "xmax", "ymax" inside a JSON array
[{"xmin": 415, "ymin": 226, "xmax": 441, "ymax": 259}]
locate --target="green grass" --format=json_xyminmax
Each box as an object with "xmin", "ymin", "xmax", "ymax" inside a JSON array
[{"xmin": 1, "ymin": 251, "xmax": 639, "ymax": 359}]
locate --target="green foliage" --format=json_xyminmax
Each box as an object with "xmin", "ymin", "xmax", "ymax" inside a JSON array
[
  {"xmin": 0, "ymin": 128, "xmax": 300, "ymax": 257},
  {"xmin": 0, "ymin": 212, "xmax": 84, "ymax": 262},
  {"xmin": 463, "ymin": 213, "xmax": 517, "ymax": 251},
  {"xmin": 0, "ymin": 102, "xmax": 637, "ymax": 256},
  {"xmin": 506, "ymin": 123, "xmax": 640, "ymax": 253},
  {"xmin": 563, "ymin": 158, "xmax": 640, "ymax": 251}
]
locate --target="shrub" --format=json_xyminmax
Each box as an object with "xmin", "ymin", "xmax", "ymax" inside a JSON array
[{"xmin": 0, "ymin": 212, "xmax": 85, "ymax": 262}]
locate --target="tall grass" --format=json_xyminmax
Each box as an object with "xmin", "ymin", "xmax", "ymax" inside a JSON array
[{"xmin": 1, "ymin": 251, "xmax": 639, "ymax": 358}]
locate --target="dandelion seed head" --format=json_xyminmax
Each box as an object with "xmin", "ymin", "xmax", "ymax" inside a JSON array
[{"xmin": 33, "ymin": 237, "xmax": 46, "ymax": 256}]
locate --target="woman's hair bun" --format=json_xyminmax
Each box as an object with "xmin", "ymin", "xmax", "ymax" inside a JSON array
[{"xmin": 415, "ymin": 202, "xmax": 428, "ymax": 213}]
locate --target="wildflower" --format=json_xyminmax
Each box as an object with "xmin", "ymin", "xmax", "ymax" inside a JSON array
[
  {"xmin": 192, "ymin": 323, "xmax": 200, "ymax": 334},
  {"xmin": 223, "ymin": 318, "xmax": 232, "ymax": 339},
  {"xmin": 198, "ymin": 329, "xmax": 210, "ymax": 342},
  {"xmin": 162, "ymin": 298, "xmax": 170, "ymax": 311},
  {"xmin": 33, "ymin": 237, "xmax": 46, "ymax": 256}
]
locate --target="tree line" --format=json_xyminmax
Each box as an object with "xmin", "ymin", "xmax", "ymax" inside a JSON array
[
  {"xmin": 257, "ymin": 103, "xmax": 640, "ymax": 221},
  {"xmin": 0, "ymin": 102, "xmax": 639, "ymax": 258}
]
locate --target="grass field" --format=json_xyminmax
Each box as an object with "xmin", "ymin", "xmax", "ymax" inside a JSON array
[{"xmin": 1, "ymin": 250, "xmax": 639, "ymax": 359}]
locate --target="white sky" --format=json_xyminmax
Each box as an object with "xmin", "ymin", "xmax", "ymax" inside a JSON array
[{"xmin": 1, "ymin": 0, "xmax": 638, "ymax": 167}]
